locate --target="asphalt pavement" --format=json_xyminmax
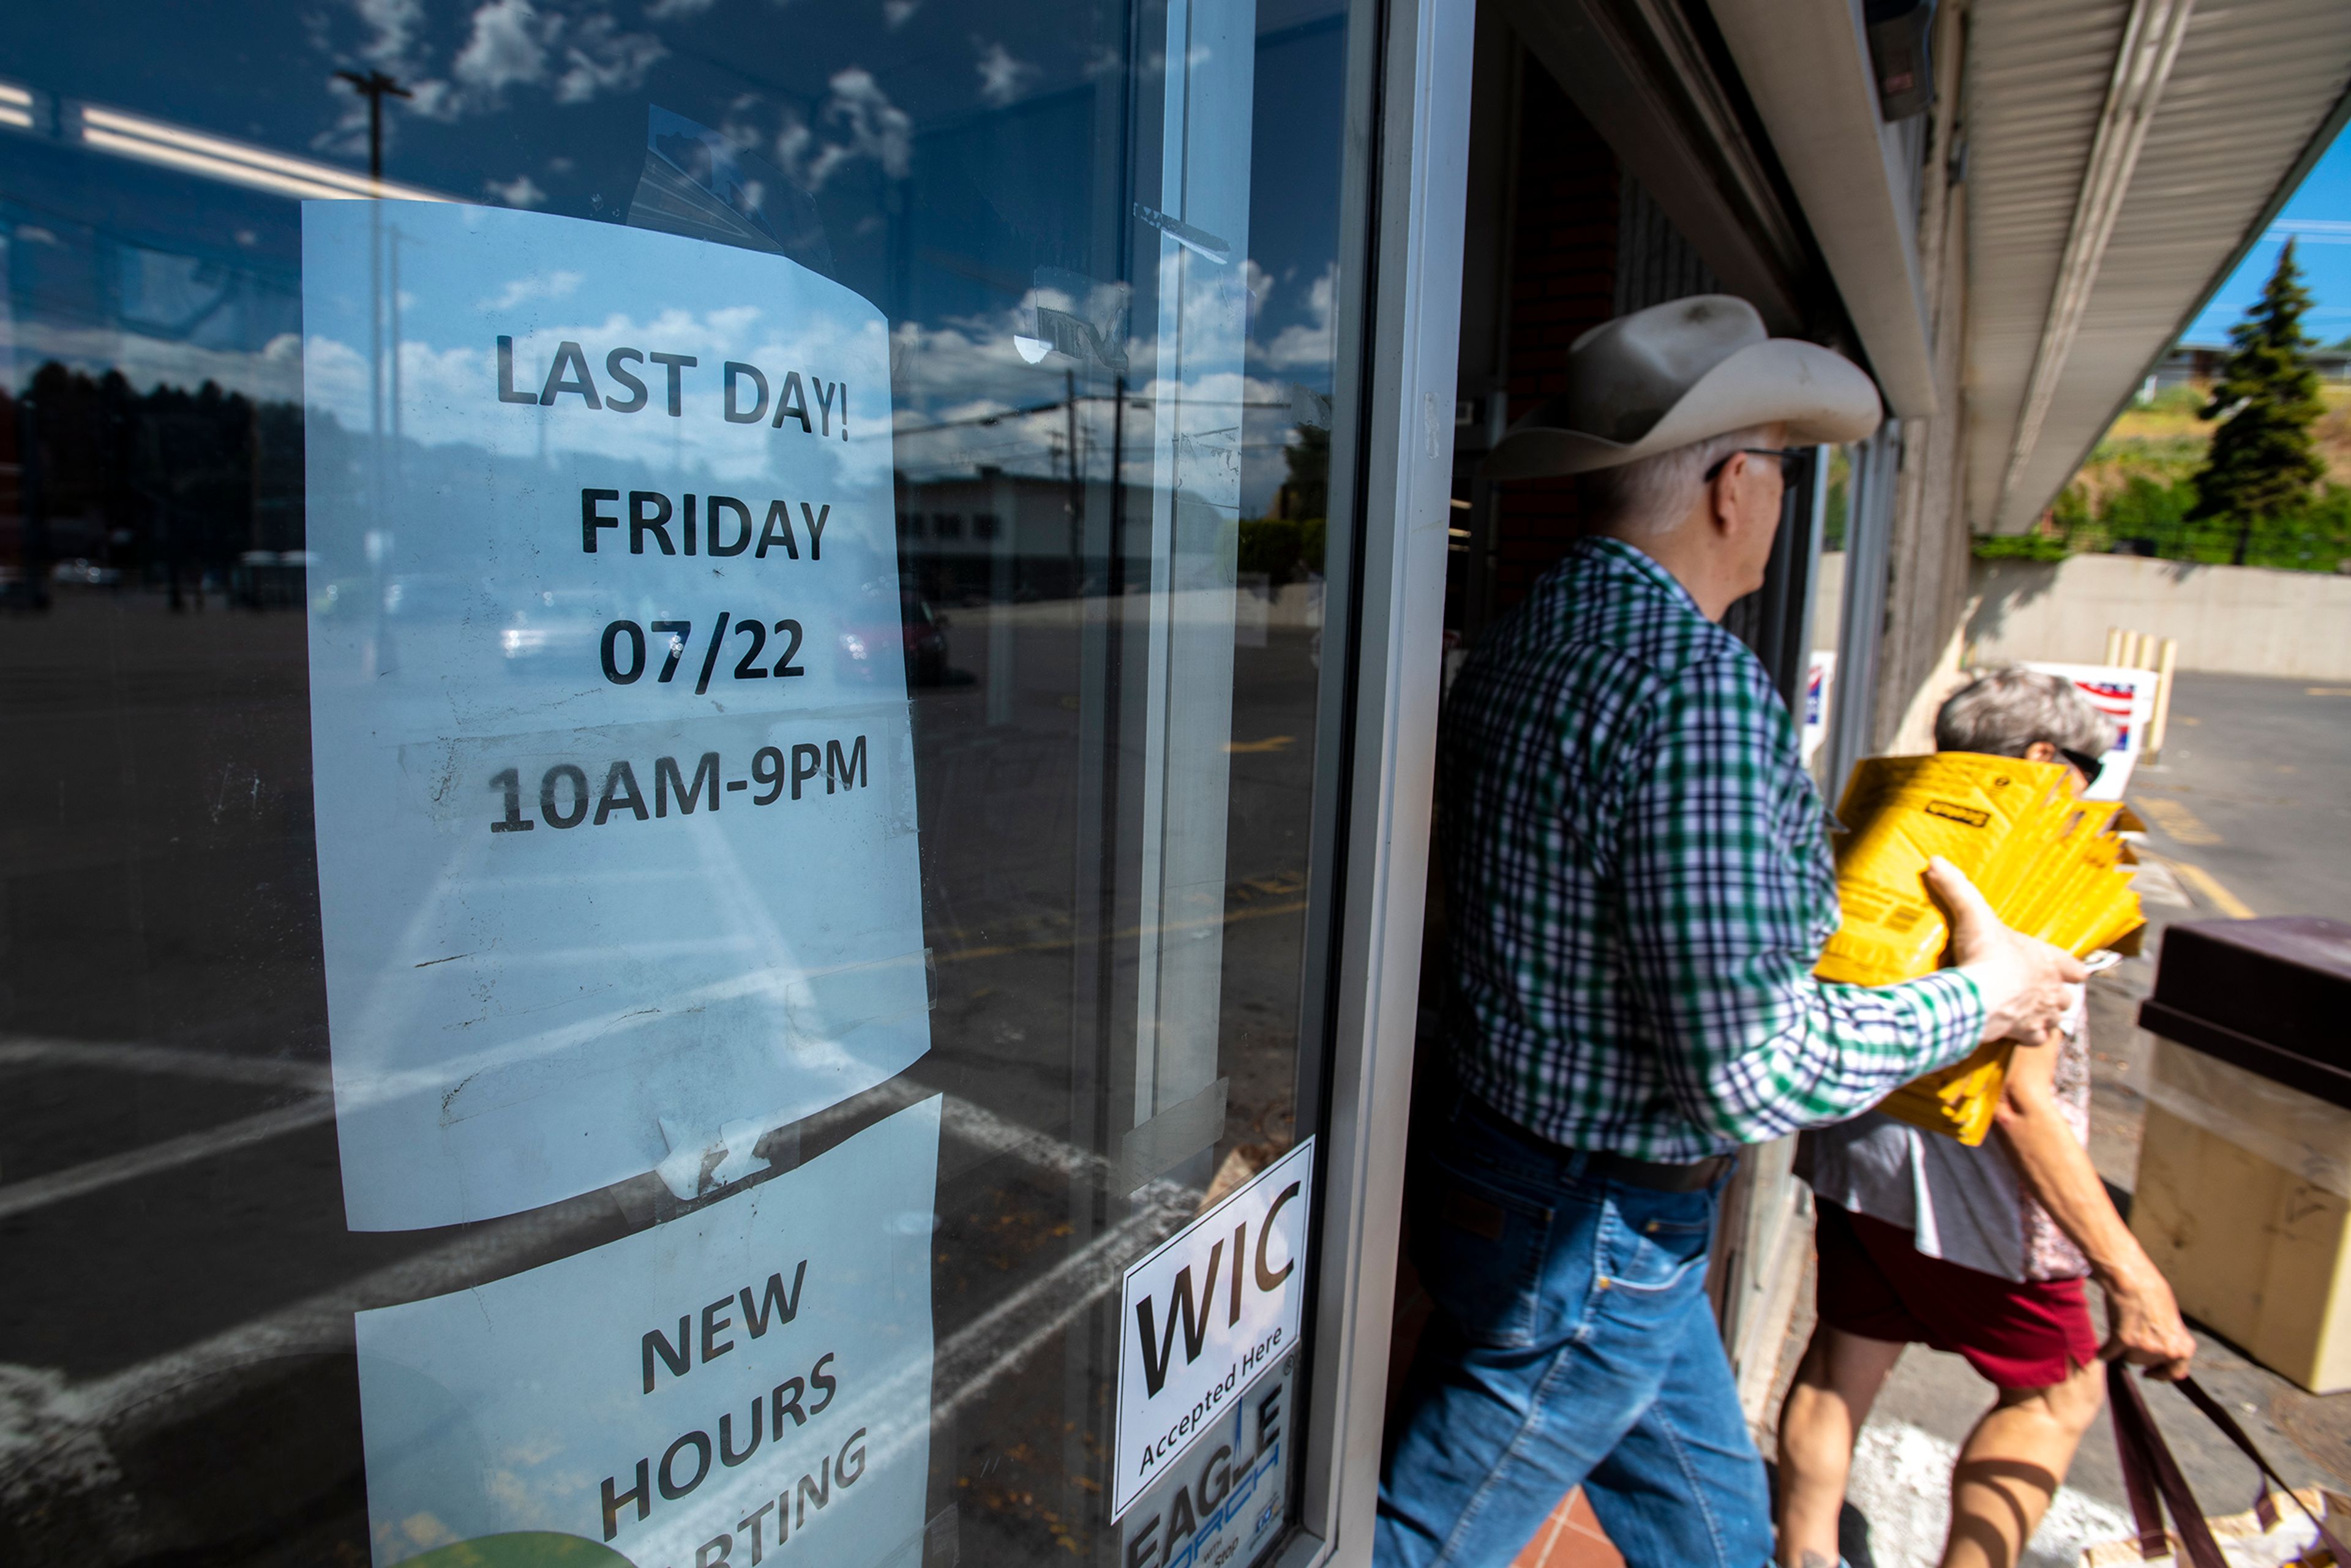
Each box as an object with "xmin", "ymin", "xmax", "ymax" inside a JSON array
[
  {"xmin": 2126, "ymin": 670, "xmax": 2351, "ymax": 925},
  {"xmin": 1772, "ymin": 673, "xmax": 2351, "ymax": 1567}
]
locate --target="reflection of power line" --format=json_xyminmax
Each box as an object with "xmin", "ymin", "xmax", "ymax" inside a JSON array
[
  {"xmin": 891, "ymin": 394, "xmax": 1294, "ymax": 438},
  {"xmin": 892, "ymin": 394, "xmax": 1143, "ymax": 438}
]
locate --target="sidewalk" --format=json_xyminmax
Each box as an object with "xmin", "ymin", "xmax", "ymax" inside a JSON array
[{"xmin": 1744, "ymin": 893, "xmax": 2351, "ymax": 1568}]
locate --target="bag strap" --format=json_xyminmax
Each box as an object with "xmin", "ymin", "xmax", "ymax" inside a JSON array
[
  {"xmin": 2172, "ymin": 1373, "xmax": 2351, "ymax": 1564},
  {"xmin": 2110, "ymin": 1372, "xmax": 2173, "ymax": 1561},
  {"xmin": 2109, "ymin": 1361, "xmax": 2230, "ymax": 1568}
]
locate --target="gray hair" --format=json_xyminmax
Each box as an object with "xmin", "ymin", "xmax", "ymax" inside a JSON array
[
  {"xmin": 1573, "ymin": 425, "xmax": 1774, "ymax": 536},
  {"xmin": 1934, "ymin": 665, "xmax": 2116, "ymax": 759}
]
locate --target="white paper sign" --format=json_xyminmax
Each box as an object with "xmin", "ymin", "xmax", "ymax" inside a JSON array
[
  {"xmin": 1119, "ymin": 1356, "xmax": 1295, "ymax": 1568},
  {"xmin": 354, "ymin": 1097, "xmax": 940, "ymax": 1568},
  {"xmin": 2022, "ymin": 661, "xmax": 2156, "ymax": 801},
  {"xmin": 1113, "ymin": 1139, "xmax": 1313, "ymax": 1518},
  {"xmin": 302, "ymin": 201, "xmax": 927, "ymax": 1229}
]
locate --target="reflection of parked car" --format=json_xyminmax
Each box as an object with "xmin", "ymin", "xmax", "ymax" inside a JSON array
[
  {"xmin": 383, "ymin": 575, "xmax": 475, "ymax": 625},
  {"xmin": 838, "ymin": 587, "xmax": 950, "ymax": 686},
  {"xmin": 489, "ymin": 588, "xmax": 607, "ymax": 669}
]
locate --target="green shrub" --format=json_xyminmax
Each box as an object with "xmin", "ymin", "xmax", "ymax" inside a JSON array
[
  {"xmin": 1235, "ymin": 516, "xmax": 1328, "ymax": 582},
  {"xmin": 1971, "ymin": 533, "xmax": 2072, "ymax": 561}
]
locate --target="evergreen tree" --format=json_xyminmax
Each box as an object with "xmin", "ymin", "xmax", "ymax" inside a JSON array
[{"xmin": 2188, "ymin": 239, "xmax": 2327, "ymax": 564}]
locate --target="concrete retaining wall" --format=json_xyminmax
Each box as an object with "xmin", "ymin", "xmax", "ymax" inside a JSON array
[{"xmin": 1963, "ymin": 553, "xmax": 2351, "ymax": 680}]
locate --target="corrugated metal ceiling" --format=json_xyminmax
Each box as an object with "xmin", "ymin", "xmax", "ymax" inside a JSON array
[{"xmin": 1963, "ymin": 0, "xmax": 2351, "ymax": 534}]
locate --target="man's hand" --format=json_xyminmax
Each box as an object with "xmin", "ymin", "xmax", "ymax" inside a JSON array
[
  {"xmin": 1924, "ymin": 856, "xmax": 2087, "ymax": 1045},
  {"xmin": 2100, "ymin": 1264, "xmax": 2198, "ymax": 1381}
]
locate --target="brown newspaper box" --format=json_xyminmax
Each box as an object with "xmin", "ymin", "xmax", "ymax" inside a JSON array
[{"xmin": 2131, "ymin": 918, "xmax": 2351, "ymax": 1392}]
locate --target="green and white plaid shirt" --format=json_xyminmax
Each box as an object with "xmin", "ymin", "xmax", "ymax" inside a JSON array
[{"xmin": 1438, "ymin": 536, "xmax": 1985, "ymax": 1161}]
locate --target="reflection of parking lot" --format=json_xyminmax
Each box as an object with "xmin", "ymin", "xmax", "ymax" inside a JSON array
[{"xmin": 0, "ymin": 585, "xmax": 1324, "ymax": 1566}]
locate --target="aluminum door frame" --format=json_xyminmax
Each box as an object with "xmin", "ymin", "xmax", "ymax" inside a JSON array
[{"xmin": 1278, "ymin": 0, "xmax": 1474, "ymax": 1562}]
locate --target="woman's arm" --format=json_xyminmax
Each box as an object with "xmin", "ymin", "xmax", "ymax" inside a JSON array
[{"xmin": 1995, "ymin": 1034, "xmax": 2197, "ymax": 1379}]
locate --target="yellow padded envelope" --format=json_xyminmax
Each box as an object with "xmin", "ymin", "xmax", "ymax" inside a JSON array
[{"xmin": 1817, "ymin": 753, "xmax": 2145, "ymax": 1144}]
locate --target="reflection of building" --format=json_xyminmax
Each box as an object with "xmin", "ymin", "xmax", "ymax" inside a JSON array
[
  {"xmin": 894, "ymin": 461, "xmax": 1328, "ymax": 610},
  {"xmin": 894, "ymin": 465, "xmax": 1098, "ymax": 604},
  {"xmin": 2148, "ymin": 340, "xmax": 2351, "ymax": 392}
]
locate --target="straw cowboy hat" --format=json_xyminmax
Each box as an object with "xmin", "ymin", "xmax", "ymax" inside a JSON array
[{"xmin": 1485, "ymin": 294, "xmax": 1883, "ymax": 479}]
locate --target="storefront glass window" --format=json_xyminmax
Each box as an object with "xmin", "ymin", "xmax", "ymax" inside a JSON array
[{"xmin": 0, "ymin": 4, "xmax": 1369, "ymax": 1565}]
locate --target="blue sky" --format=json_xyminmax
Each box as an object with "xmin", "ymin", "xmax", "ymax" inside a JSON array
[{"xmin": 2181, "ymin": 119, "xmax": 2351, "ymax": 348}]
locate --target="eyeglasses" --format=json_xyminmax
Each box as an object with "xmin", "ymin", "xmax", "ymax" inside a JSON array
[
  {"xmin": 1703, "ymin": 446, "xmax": 1809, "ymax": 484},
  {"xmin": 2058, "ymin": 746, "xmax": 2107, "ymax": 787}
]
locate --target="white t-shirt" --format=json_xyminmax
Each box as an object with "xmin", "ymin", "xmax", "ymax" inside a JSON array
[{"xmin": 1798, "ymin": 986, "xmax": 2092, "ymax": 1284}]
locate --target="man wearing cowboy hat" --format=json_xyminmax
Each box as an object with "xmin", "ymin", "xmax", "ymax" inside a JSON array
[{"xmin": 1375, "ymin": 297, "xmax": 2086, "ymax": 1567}]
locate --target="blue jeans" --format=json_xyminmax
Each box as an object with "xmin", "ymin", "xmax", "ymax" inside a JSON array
[{"xmin": 1374, "ymin": 1093, "xmax": 1772, "ymax": 1568}]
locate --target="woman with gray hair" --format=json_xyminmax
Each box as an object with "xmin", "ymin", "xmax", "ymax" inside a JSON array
[
  {"xmin": 1772, "ymin": 667, "xmax": 2195, "ymax": 1568},
  {"xmin": 1934, "ymin": 664, "xmax": 2120, "ymax": 779}
]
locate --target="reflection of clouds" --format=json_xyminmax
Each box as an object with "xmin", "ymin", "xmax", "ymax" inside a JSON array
[
  {"xmin": 777, "ymin": 68, "xmax": 913, "ymax": 192},
  {"xmin": 452, "ymin": 0, "xmax": 547, "ymax": 94},
  {"xmin": 883, "ymin": 299, "xmax": 1320, "ymax": 509},
  {"xmin": 973, "ymin": 42, "xmax": 1042, "ymax": 108},
  {"xmin": 1250, "ymin": 262, "xmax": 1337, "ymax": 372},
  {"xmin": 7, "ymin": 317, "xmax": 304, "ymax": 402},
  {"xmin": 484, "ymin": 173, "xmax": 547, "ymax": 209},
  {"xmin": 550, "ymin": 15, "xmax": 668, "ymax": 105},
  {"xmin": 476, "ymin": 268, "xmax": 581, "ymax": 312},
  {"xmin": 316, "ymin": 0, "xmax": 665, "ymax": 158}
]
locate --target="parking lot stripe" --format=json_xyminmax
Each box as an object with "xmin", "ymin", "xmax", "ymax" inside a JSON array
[
  {"xmin": 2167, "ymin": 858, "xmax": 2257, "ymax": 920},
  {"xmin": 0, "ymin": 1097, "xmax": 335, "ymax": 1222}
]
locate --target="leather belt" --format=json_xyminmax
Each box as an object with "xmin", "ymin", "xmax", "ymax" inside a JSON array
[
  {"xmin": 1464, "ymin": 1093, "xmax": 1735, "ymax": 1193},
  {"xmin": 1588, "ymin": 1149, "xmax": 1737, "ymax": 1193}
]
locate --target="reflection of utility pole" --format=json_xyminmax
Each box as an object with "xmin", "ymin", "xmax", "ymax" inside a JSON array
[
  {"xmin": 335, "ymin": 69, "xmax": 411, "ymax": 188},
  {"xmin": 1065, "ymin": 367, "xmax": 1084, "ymax": 566}
]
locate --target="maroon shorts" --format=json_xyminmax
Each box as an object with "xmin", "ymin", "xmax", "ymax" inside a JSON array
[{"xmin": 1814, "ymin": 1199, "xmax": 2100, "ymax": 1390}]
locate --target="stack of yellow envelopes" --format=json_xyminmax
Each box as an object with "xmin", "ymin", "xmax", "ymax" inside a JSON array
[{"xmin": 1815, "ymin": 752, "xmax": 2147, "ymax": 1144}]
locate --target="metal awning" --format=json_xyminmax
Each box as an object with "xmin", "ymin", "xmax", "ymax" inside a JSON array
[{"xmin": 1964, "ymin": 0, "xmax": 2351, "ymax": 534}]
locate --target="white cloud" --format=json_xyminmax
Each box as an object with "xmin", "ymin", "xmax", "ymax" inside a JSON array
[
  {"xmin": 973, "ymin": 42, "xmax": 1040, "ymax": 108},
  {"xmin": 453, "ymin": 0, "xmax": 550, "ymax": 93},
  {"xmin": 1253, "ymin": 263, "xmax": 1338, "ymax": 372},
  {"xmin": 552, "ymin": 14, "xmax": 666, "ymax": 104},
  {"xmin": 882, "ymin": 0, "xmax": 920, "ymax": 27},
  {"xmin": 476, "ymin": 269, "xmax": 582, "ymax": 312},
  {"xmin": 313, "ymin": 0, "xmax": 440, "ymax": 157},
  {"xmin": 486, "ymin": 173, "xmax": 548, "ymax": 208},
  {"xmin": 7, "ymin": 317, "xmax": 305, "ymax": 405},
  {"xmin": 315, "ymin": 0, "xmax": 662, "ymax": 146},
  {"xmin": 1242, "ymin": 260, "xmax": 1275, "ymax": 309},
  {"xmin": 872, "ymin": 295, "xmax": 1296, "ymax": 508},
  {"xmin": 354, "ymin": 0, "xmax": 426, "ymax": 69},
  {"xmin": 647, "ymin": 0, "xmax": 717, "ymax": 15},
  {"xmin": 779, "ymin": 67, "xmax": 912, "ymax": 191}
]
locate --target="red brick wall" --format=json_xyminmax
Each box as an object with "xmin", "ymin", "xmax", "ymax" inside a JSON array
[{"xmin": 1494, "ymin": 70, "xmax": 1619, "ymax": 610}]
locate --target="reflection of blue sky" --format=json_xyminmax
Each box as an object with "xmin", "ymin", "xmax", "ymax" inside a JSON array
[
  {"xmin": 2183, "ymin": 122, "xmax": 2351, "ymax": 348},
  {"xmin": 2, "ymin": 0, "xmax": 1350, "ymax": 512}
]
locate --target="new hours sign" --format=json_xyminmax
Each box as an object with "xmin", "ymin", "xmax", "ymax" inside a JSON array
[
  {"xmin": 1112, "ymin": 1140, "xmax": 1314, "ymax": 1518},
  {"xmin": 302, "ymin": 201, "xmax": 928, "ymax": 1229}
]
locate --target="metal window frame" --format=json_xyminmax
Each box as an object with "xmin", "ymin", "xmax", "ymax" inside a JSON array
[
  {"xmin": 1277, "ymin": 0, "xmax": 1474, "ymax": 1564},
  {"xmin": 1823, "ymin": 421, "xmax": 1901, "ymax": 799}
]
